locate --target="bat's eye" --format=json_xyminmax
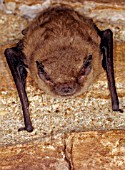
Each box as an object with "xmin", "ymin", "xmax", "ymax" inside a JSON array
[
  {"xmin": 77, "ymin": 55, "xmax": 92, "ymax": 84},
  {"xmin": 36, "ymin": 61, "xmax": 54, "ymax": 85}
]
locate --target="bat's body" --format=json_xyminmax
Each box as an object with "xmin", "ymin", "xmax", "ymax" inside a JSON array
[{"xmin": 4, "ymin": 6, "xmax": 122, "ymax": 132}]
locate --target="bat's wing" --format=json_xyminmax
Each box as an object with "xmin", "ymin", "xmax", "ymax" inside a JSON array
[
  {"xmin": 4, "ymin": 42, "xmax": 33, "ymax": 132},
  {"xmin": 100, "ymin": 29, "xmax": 123, "ymax": 112}
]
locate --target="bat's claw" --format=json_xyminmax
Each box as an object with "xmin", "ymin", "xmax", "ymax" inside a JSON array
[
  {"xmin": 18, "ymin": 125, "xmax": 33, "ymax": 132},
  {"xmin": 113, "ymin": 109, "xmax": 123, "ymax": 113},
  {"xmin": 117, "ymin": 109, "xmax": 123, "ymax": 113},
  {"xmin": 112, "ymin": 105, "xmax": 123, "ymax": 113}
]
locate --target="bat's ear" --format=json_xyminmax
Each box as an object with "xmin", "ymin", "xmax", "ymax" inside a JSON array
[
  {"xmin": 77, "ymin": 55, "xmax": 92, "ymax": 84},
  {"xmin": 36, "ymin": 61, "xmax": 54, "ymax": 86}
]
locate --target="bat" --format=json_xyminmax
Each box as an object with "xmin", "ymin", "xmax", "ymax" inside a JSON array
[{"xmin": 4, "ymin": 6, "xmax": 122, "ymax": 132}]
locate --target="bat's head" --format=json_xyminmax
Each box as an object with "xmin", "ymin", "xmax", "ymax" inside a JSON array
[
  {"xmin": 35, "ymin": 48, "xmax": 94, "ymax": 97},
  {"xmin": 25, "ymin": 39, "xmax": 103, "ymax": 97},
  {"xmin": 23, "ymin": 7, "xmax": 103, "ymax": 97}
]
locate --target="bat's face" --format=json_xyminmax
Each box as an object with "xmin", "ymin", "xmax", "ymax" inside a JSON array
[
  {"xmin": 36, "ymin": 46, "xmax": 92, "ymax": 97},
  {"xmin": 24, "ymin": 37, "xmax": 103, "ymax": 97},
  {"xmin": 23, "ymin": 8, "xmax": 103, "ymax": 97}
]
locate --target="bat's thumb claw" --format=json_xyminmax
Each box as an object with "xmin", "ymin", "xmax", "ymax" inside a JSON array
[
  {"xmin": 26, "ymin": 125, "xmax": 34, "ymax": 132},
  {"xmin": 118, "ymin": 109, "xmax": 124, "ymax": 113},
  {"xmin": 18, "ymin": 125, "xmax": 33, "ymax": 132},
  {"xmin": 112, "ymin": 105, "xmax": 123, "ymax": 113}
]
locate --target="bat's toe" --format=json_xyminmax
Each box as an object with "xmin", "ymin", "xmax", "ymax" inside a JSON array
[{"xmin": 112, "ymin": 105, "xmax": 123, "ymax": 113}]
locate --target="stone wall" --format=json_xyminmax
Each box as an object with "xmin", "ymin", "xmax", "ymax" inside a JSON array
[{"xmin": 0, "ymin": 0, "xmax": 125, "ymax": 169}]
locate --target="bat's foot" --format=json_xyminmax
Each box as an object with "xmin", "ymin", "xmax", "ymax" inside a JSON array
[
  {"xmin": 112, "ymin": 105, "xmax": 123, "ymax": 113},
  {"xmin": 113, "ymin": 109, "xmax": 123, "ymax": 113},
  {"xmin": 18, "ymin": 125, "xmax": 33, "ymax": 132}
]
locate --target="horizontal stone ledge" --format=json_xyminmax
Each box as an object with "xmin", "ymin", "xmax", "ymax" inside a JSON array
[{"xmin": 1, "ymin": 130, "xmax": 125, "ymax": 170}]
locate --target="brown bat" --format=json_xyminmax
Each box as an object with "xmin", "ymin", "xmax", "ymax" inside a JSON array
[{"xmin": 4, "ymin": 6, "xmax": 122, "ymax": 132}]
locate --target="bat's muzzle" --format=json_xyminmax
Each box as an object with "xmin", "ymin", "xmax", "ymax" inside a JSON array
[{"xmin": 54, "ymin": 81, "xmax": 78, "ymax": 96}]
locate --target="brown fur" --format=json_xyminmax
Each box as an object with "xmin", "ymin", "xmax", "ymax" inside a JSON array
[{"xmin": 23, "ymin": 6, "xmax": 103, "ymax": 96}]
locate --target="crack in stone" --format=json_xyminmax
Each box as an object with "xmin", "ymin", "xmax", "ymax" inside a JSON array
[{"xmin": 63, "ymin": 135, "xmax": 74, "ymax": 170}]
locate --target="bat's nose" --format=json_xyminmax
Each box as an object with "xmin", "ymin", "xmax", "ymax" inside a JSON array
[{"xmin": 54, "ymin": 82, "xmax": 78, "ymax": 96}]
